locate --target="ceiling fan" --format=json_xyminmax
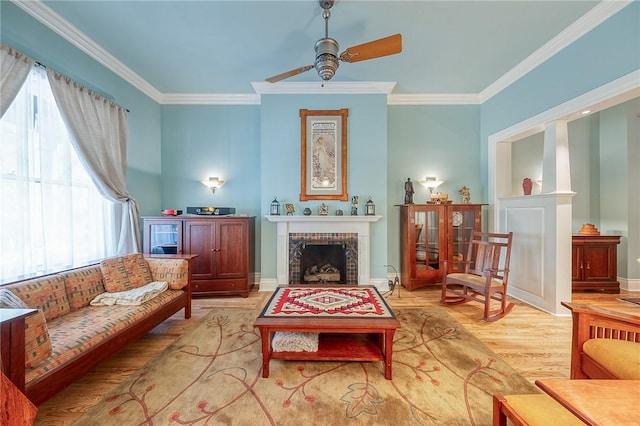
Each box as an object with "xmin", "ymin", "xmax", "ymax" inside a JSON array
[{"xmin": 265, "ymin": 0, "xmax": 402, "ymax": 83}]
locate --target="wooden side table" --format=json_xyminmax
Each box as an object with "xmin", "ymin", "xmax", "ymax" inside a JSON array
[{"xmin": 0, "ymin": 308, "xmax": 37, "ymax": 391}]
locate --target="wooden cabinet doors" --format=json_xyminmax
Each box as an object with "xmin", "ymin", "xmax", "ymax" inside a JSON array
[
  {"xmin": 184, "ymin": 220, "xmax": 216, "ymax": 281},
  {"xmin": 571, "ymin": 235, "xmax": 620, "ymax": 293},
  {"xmin": 213, "ymin": 219, "xmax": 249, "ymax": 280}
]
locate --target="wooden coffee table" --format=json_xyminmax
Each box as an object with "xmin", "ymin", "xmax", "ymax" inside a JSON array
[{"xmin": 254, "ymin": 286, "xmax": 400, "ymax": 379}]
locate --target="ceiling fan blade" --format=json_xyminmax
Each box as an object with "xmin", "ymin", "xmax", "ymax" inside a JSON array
[
  {"xmin": 265, "ymin": 65, "xmax": 314, "ymax": 83},
  {"xmin": 339, "ymin": 33, "xmax": 402, "ymax": 63}
]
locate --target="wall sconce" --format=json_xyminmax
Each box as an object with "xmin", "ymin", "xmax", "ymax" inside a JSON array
[
  {"xmin": 201, "ymin": 177, "xmax": 224, "ymax": 194},
  {"xmin": 419, "ymin": 176, "xmax": 444, "ymax": 194}
]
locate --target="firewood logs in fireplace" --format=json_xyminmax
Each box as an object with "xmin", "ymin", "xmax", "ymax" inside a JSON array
[{"xmin": 303, "ymin": 263, "xmax": 341, "ymax": 282}]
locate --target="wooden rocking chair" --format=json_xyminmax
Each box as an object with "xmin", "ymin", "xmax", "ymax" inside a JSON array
[{"xmin": 441, "ymin": 231, "xmax": 514, "ymax": 322}]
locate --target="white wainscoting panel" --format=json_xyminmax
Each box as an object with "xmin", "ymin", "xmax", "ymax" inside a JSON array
[{"xmin": 506, "ymin": 206, "xmax": 545, "ymax": 298}]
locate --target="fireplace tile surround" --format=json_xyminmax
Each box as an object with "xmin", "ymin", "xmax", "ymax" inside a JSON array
[
  {"xmin": 290, "ymin": 232, "xmax": 358, "ymax": 284},
  {"xmin": 264, "ymin": 215, "xmax": 382, "ymax": 290}
]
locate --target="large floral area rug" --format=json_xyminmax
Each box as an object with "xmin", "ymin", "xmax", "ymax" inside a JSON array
[{"xmin": 74, "ymin": 307, "xmax": 539, "ymax": 426}]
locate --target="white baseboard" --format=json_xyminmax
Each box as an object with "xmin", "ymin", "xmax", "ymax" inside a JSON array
[{"xmin": 619, "ymin": 277, "xmax": 640, "ymax": 292}]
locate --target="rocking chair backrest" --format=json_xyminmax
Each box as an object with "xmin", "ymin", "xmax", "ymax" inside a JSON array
[{"xmin": 464, "ymin": 231, "xmax": 513, "ymax": 281}]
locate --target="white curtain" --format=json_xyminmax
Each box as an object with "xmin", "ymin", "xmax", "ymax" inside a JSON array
[
  {"xmin": 47, "ymin": 69, "xmax": 141, "ymax": 253},
  {"xmin": 1, "ymin": 43, "xmax": 34, "ymax": 118},
  {"xmin": 1, "ymin": 67, "xmax": 115, "ymax": 280}
]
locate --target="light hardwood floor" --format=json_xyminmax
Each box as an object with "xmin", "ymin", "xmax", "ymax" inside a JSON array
[{"xmin": 33, "ymin": 286, "xmax": 638, "ymax": 425}]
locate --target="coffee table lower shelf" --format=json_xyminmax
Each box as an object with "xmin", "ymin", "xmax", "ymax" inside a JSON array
[{"xmin": 271, "ymin": 333, "xmax": 384, "ymax": 362}]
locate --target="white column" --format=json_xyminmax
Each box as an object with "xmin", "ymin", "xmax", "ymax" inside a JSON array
[{"xmin": 542, "ymin": 121, "xmax": 572, "ymax": 194}]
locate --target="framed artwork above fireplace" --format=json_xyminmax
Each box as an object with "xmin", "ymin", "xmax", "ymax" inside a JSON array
[{"xmin": 299, "ymin": 108, "xmax": 348, "ymax": 201}]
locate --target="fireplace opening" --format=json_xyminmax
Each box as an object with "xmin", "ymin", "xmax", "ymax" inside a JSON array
[
  {"xmin": 300, "ymin": 244, "xmax": 346, "ymax": 284},
  {"xmin": 289, "ymin": 233, "xmax": 358, "ymax": 285}
]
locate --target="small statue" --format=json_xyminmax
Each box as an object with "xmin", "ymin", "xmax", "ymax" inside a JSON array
[
  {"xmin": 351, "ymin": 196, "xmax": 358, "ymax": 216},
  {"xmin": 404, "ymin": 178, "xmax": 414, "ymax": 204},
  {"xmin": 458, "ymin": 186, "xmax": 471, "ymax": 204},
  {"xmin": 285, "ymin": 203, "xmax": 295, "ymax": 215},
  {"xmin": 319, "ymin": 203, "xmax": 329, "ymax": 216}
]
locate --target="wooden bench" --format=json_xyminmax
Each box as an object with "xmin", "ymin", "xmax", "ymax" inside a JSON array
[{"xmin": 562, "ymin": 302, "xmax": 640, "ymax": 379}]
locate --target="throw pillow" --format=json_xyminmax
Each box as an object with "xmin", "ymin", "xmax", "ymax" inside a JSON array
[
  {"xmin": 0, "ymin": 288, "xmax": 26, "ymax": 308},
  {"xmin": 64, "ymin": 266, "xmax": 106, "ymax": 310},
  {"xmin": 146, "ymin": 258, "xmax": 189, "ymax": 290},
  {"xmin": 0, "ymin": 289, "xmax": 53, "ymax": 368},
  {"xmin": 5, "ymin": 275, "xmax": 70, "ymax": 321},
  {"xmin": 101, "ymin": 253, "xmax": 154, "ymax": 292},
  {"xmin": 24, "ymin": 310, "xmax": 53, "ymax": 368}
]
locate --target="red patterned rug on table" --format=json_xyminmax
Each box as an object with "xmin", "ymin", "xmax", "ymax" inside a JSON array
[{"xmin": 260, "ymin": 286, "xmax": 394, "ymax": 318}]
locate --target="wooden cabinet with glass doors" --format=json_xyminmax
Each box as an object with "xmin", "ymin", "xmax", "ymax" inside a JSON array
[
  {"xmin": 143, "ymin": 218, "xmax": 183, "ymax": 255},
  {"xmin": 398, "ymin": 204, "xmax": 483, "ymax": 290}
]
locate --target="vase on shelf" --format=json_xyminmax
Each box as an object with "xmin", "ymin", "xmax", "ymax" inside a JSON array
[{"xmin": 522, "ymin": 178, "xmax": 533, "ymax": 195}]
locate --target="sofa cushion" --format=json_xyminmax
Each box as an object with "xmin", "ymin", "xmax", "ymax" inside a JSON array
[
  {"xmin": 100, "ymin": 254, "xmax": 153, "ymax": 292},
  {"xmin": 147, "ymin": 258, "xmax": 189, "ymax": 289},
  {"xmin": 503, "ymin": 394, "xmax": 583, "ymax": 426},
  {"xmin": 3, "ymin": 275, "xmax": 71, "ymax": 321},
  {"xmin": 63, "ymin": 266, "xmax": 106, "ymax": 311},
  {"xmin": 583, "ymin": 338, "xmax": 640, "ymax": 379},
  {"xmin": 0, "ymin": 289, "xmax": 53, "ymax": 368},
  {"xmin": 25, "ymin": 289, "xmax": 185, "ymax": 384}
]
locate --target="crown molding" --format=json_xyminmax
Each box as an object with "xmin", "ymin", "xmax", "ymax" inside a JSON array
[
  {"xmin": 251, "ymin": 81, "xmax": 396, "ymax": 95},
  {"xmin": 161, "ymin": 93, "xmax": 260, "ymax": 105},
  {"xmin": 13, "ymin": 0, "xmax": 631, "ymax": 106},
  {"xmin": 479, "ymin": 0, "xmax": 632, "ymax": 103},
  {"xmin": 387, "ymin": 93, "xmax": 481, "ymax": 105},
  {"xmin": 11, "ymin": 0, "xmax": 164, "ymax": 103}
]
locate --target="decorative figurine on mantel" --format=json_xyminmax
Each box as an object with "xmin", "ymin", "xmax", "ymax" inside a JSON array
[
  {"xmin": 351, "ymin": 196, "xmax": 359, "ymax": 216},
  {"xmin": 404, "ymin": 178, "xmax": 414, "ymax": 204},
  {"xmin": 458, "ymin": 186, "xmax": 471, "ymax": 204},
  {"xmin": 285, "ymin": 203, "xmax": 295, "ymax": 215},
  {"xmin": 319, "ymin": 203, "xmax": 329, "ymax": 216}
]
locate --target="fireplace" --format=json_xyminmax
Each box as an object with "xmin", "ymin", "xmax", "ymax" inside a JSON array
[
  {"xmin": 289, "ymin": 233, "xmax": 358, "ymax": 284},
  {"xmin": 264, "ymin": 215, "xmax": 381, "ymax": 290}
]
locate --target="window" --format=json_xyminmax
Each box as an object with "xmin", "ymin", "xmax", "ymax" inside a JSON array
[{"xmin": 0, "ymin": 66, "xmax": 115, "ymax": 283}]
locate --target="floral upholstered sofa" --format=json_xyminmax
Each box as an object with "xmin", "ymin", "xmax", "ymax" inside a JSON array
[{"xmin": 0, "ymin": 253, "xmax": 192, "ymax": 405}]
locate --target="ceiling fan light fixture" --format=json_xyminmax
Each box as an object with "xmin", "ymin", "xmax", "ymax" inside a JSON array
[
  {"xmin": 263, "ymin": 0, "xmax": 401, "ymax": 84},
  {"xmin": 314, "ymin": 38, "xmax": 339, "ymax": 81}
]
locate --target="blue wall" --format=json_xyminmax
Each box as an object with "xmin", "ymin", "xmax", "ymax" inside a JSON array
[
  {"xmin": 387, "ymin": 105, "xmax": 481, "ymax": 269},
  {"xmin": 258, "ymin": 95, "xmax": 389, "ymax": 280}
]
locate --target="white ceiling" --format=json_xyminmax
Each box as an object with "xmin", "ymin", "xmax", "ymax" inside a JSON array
[{"xmin": 14, "ymin": 0, "xmax": 628, "ymax": 103}]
